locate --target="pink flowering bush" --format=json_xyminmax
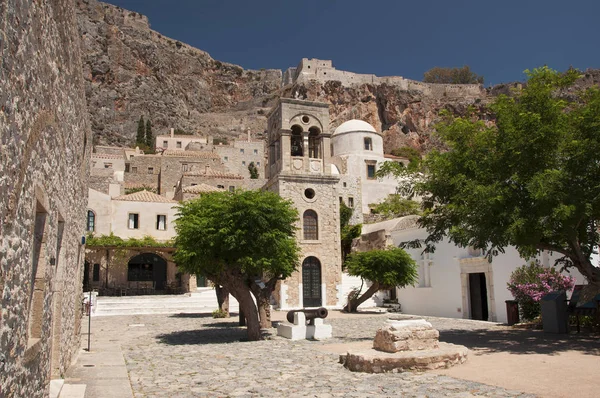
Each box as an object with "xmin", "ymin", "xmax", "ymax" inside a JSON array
[{"xmin": 507, "ymin": 262, "xmax": 575, "ymax": 321}]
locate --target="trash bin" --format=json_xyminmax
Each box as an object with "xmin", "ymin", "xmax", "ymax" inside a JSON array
[
  {"xmin": 540, "ymin": 291, "xmax": 568, "ymax": 333},
  {"xmin": 505, "ymin": 300, "xmax": 520, "ymax": 326}
]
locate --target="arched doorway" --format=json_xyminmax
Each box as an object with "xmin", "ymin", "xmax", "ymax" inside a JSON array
[
  {"xmin": 128, "ymin": 253, "xmax": 167, "ymax": 290},
  {"xmin": 302, "ymin": 256, "xmax": 322, "ymax": 307}
]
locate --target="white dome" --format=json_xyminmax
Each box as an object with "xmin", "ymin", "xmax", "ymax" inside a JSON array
[{"xmin": 334, "ymin": 119, "xmax": 377, "ymax": 135}]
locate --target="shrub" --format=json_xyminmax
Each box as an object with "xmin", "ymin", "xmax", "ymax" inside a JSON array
[
  {"xmin": 212, "ymin": 309, "xmax": 229, "ymax": 318},
  {"xmin": 507, "ymin": 262, "xmax": 575, "ymax": 321}
]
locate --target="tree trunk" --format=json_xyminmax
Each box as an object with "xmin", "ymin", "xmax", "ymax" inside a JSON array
[
  {"xmin": 220, "ymin": 271, "xmax": 261, "ymax": 340},
  {"xmin": 215, "ymin": 285, "xmax": 230, "ymax": 316},
  {"xmin": 249, "ymin": 278, "xmax": 277, "ymax": 329},
  {"xmin": 234, "ymin": 288, "xmax": 261, "ymax": 340},
  {"xmin": 256, "ymin": 293, "xmax": 271, "ymax": 329},
  {"xmin": 343, "ymin": 282, "xmax": 381, "ymax": 313}
]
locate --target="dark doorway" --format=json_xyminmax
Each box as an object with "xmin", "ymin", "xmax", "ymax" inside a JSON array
[
  {"xmin": 469, "ymin": 272, "xmax": 489, "ymax": 321},
  {"xmin": 302, "ymin": 256, "xmax": 322, "ymax": 307},
  {"xmin": 128, "ymin": 253, "xmax": 167, "ymax": 290},
  {"xmin": 83, "ymin": 261, "xmax": 90, "ymax": 291},
  {"xmin": 196, "ymin": 274, "xmax": 207, "ymax": 287}
]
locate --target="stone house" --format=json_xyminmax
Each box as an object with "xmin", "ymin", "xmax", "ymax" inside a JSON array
[
  {"xmin": 84, "ymin": 189, "xmax": 193, "ymax": 293},
  {"xmin": 0, "ymin": 0, "xmax": 92, "ymax": 395}
]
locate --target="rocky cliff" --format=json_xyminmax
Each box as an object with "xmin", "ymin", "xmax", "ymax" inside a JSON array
[
  {"xmin": 76, "ymin": 0, "xmax": 282, "ymax": 146},
  {"xmin": 76, "ymin": 0, "xmax": 600, "ymax": 152}
]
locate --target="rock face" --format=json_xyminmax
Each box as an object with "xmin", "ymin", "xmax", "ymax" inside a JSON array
[
  {"xmin": 75, "ymin": 0, "xmax": 282, "ymax": 146},
  {"xmin": 283, "ymin": 79, "xmax": 488, "ymax": 153},
  {"xmin": 76, "ymin": 1, "xmax": 600, "ymax": 152}
]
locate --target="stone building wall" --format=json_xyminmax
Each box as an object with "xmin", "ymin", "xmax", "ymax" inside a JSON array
[
  {"xmin": 213, "ymin": 140, "xmax": 266, "ymax": 179},
  {"xmin": 0, "ymin": 0, "xmax": 91, "ymax": 396},
  {"xmin": 337, "ymin": 175, "xmax": 363, "ymax": 225},
  {"xmin": 123, "ymin": 156, "xmax": 161, "ymax": 191},
  {"xmin": 289, "ymin": 58, "xmax": 483, "ymax": 98},
  {"xmin": 266, "ymin": 175, "xmax": 343, "ymax": 308},
  {"xmin": 158, "ymin": 155, "xmax": 225, "ymax": 197}
]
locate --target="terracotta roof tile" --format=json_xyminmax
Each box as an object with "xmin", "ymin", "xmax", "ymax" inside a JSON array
[
  {"xmin": 114, "ymin": 190, "xmax": 176, "ymax": 203},
  {"xmin": 183, "ymin": 170, "xmax": 244, "ymax": 179},
  {"xmin": 182, "ymin": 184, "xmax": 225, "ymax": 194},
  {"xmin": 162, "ymin": 150, "xmax": 220, "ymax": 158},
  {"xmin": 92, "ymin": 153, "xmax": 125, "ymax": 160},
  {"xmin": 123, "ymin": 182, "xmax": 158, "ymax": 189}
]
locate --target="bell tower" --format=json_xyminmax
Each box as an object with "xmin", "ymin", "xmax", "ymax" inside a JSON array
[{"xmin": 265, "ymin": 98, "xmax": 342, "ymax": 309}]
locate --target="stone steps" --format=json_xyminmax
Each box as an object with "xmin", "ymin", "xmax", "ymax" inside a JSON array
[{"xmin": 93, "ymin": 289, "xmax": 239, "ymax": 316}]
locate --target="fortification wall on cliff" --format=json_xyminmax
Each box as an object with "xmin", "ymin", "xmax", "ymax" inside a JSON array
[
  {"xmin": 290, "ymin": 58, "xmax": 482, "ymax": 98},
  {"xmin": 0, "ymin": 0, "xmax": 91, "ymax": 396}
]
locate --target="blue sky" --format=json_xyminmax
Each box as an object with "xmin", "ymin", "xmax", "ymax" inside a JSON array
[{"xmin": 105, "ymin": 0, "xmax": 600, "ymax": 86}]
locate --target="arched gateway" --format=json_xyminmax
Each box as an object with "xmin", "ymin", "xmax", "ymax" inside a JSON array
[{"xmin": 127, "ymin": 253, "xmax": 167, "ymax": 290}]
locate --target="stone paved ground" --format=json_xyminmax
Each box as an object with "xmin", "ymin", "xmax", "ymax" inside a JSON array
[{"xmin": 89, "ymin": 312, "xmax": 535, "ymax": 397}]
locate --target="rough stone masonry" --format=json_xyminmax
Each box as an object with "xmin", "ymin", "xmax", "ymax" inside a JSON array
[{"xmin": 0, "ymin": 0, "xmax": 92, "ymax": 396}]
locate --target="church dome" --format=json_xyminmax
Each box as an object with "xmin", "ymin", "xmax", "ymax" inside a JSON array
[{"xmin": 333, "ymin": 119, "xmax": 378, "ymax": 136}]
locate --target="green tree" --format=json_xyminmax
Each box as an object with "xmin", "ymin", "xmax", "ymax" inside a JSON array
[
  {"xmin": 343, "ymin": 248, "xmax": 418, "ymax": 312},
  {"xmin": 369, "ymin": 194, "xmax": 421, "ymax": 220},
  {"xmin": 174, "ymin": 190, "xmax": 300, "ymax": 340},
  {"xmin": 417, "ymin": 66, "xmax": 600, "ymax": 298},
  {"xmin": 248, "ymin": 162, "xmax": 259, "ymax": 179},
  {"xmin": 423, "ymin": 65, "xmax": 484, "ymax": 84},
  {"xmin": 145, "ymin": 119, "xmax": 153, "ymax": 148},
  {"xmin": 390, "ymin": 146, "xmax": 422, "ymax": 169},
  {"xmin": 340, "ymin": 202, "xmax": 361, "ymax": 264},
  {"xmin": 136, "ymin": 116, "xmax": 145, "ymax": 145}
]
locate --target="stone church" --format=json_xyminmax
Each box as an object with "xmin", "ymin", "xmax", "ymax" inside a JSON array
[{"xmin": 264, "ymin": 98, "xmax": 401, "ymax": 309}]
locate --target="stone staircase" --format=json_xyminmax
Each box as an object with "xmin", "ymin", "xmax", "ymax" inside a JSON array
[
  {"xmin": 93, "ymin": 288, "xmax": 239, "ymax": 316},
  {"xmin": 382, "ymin": 300, "xmax": 402, "ymax": 313}
]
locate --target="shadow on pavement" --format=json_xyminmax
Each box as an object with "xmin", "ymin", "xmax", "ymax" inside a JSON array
[
  {"xmin": 169, "ymin": 312, "xmax": 241, "ymax": 319},
  {"xmin": 440, "ymin": 328, "xmax": 600, "ymax": 356},
  {"xmin": 156, "ymin": 327, "xmax": 248, "ymax": 345}
]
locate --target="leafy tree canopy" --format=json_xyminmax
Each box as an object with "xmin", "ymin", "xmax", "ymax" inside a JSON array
[
  {"xmin": 390, "ymin": 146, "xmax": 422, "ymax": 169},
  {"xmin": 340, "ymin": 201, "xmax": 361, "ymax": 264},
  {"xmin": 423, "ymin": 65, "xmax": 484, "ymax": 85},
  {"xmin": 86, "ymin": 233, "xmax": 173, "ymax": 248},
  {"xmin": 174, "ymin": 190, "xmax": 300, "ymax": 339},
  {"xmin": 248, "ymin": 162, "xmax": 259, "ymax": 179},
  {"xmin": 417, "ymin": 66, "xmax": 600, "ymax": 295},
  {"xmin": 344, "ymin": 247, "xmax": 418, "ymax": 311},
  {"xmin": 369, "ymin": 194, "xmax": 421, "ymax": 220}
]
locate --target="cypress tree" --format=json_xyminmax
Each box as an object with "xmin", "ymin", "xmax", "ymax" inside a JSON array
[
  {"xmin": 136, "ymin": 116, "xmax": 145, "ymax": 145},
  {"xmin": 145, "ymin": 119, "xmax": 153, "ymax": 148}
]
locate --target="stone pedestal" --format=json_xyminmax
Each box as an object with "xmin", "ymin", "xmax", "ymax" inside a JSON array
[
  {"xmin": 341, "ymin": 318, "xmax": 468, "ymax": 373},
  {"xmin": 373, "ymin": 319, "xmax": 439, "ymax": 352},
  {"xmin": 306, "ymin": 318, "xmax": 332, "ymax": 340},
  {"xmin": 277, "ymin": 312, "xmax": 332, "ymax": 340}
]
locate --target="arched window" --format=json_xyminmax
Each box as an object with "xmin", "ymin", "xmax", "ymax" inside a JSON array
[
  {"xmin": 291, "ymin": 125, "xmax": 303, "ymax": 156},
  {"xmin": 303, "ymin": 210, "xmax": 318, "ymax": 240},
  {"xmin": 87, "ymin": 210, "xmax": 95, "ymax": 232},
  {"xmin": 308, "ymin": 127, "xmax": 321, "ymax": 158},
  {"xmin": 364, "ymin": 137, "xmax": 373, "ymax": 151}
]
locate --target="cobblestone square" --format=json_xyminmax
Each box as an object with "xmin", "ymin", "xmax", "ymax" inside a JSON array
[{"xmin": 80, "ymin": 312, "xmax": 537, "ymax": 397}]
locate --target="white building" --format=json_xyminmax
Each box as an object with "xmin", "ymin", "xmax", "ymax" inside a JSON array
[
  {"xmin": 358, "ymin": 216, "xmax": 587, "ymax": 323},
  {"xmin": 331, "ymin": 119, "xmax": 404, "ymax": 214}
]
